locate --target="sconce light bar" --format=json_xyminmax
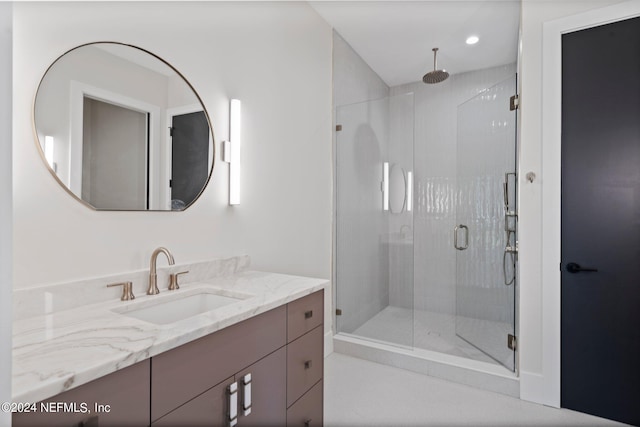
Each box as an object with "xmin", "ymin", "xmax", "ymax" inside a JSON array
[
  {"xmin": 44, "ymin": 135, "xmax": 57, "ymax": 172},
  {"xmin": 383, "ymin": 162, "xmax": 389, "ymax": 211},
  {"xmin": 229, "ymin": 99, "xmax": 241, "ymax": 205},
  {"xmin": 407, "ymin": 171, "xmax": 413, "ymax": 212}
]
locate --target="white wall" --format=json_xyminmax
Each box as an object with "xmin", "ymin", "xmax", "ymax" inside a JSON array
[
  {"xmin": 0, "ymin": 3, "xmax": 12, "ymax": 425},
  {"xmin": 518, "ymin": 0, "xmax": 624, "ymax": 405},
  {"xmin": 333, "ymin": 31, "xmax": 389, "ymax": 107},
  {"xmin": 13, "ymin": 2, "xmax": 332, "ymax": 291}
]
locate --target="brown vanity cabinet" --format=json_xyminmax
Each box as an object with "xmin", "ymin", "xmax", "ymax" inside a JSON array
[
  {"xmin": 12, "ymin": 359, "xmax": 150, "ymax": 427},
  {"xmin": 286, "ymin": 380, "xmax": 323, "ymax": 427},
  {"xmin": 151, "ymin": 376, "xmax": 235, "ymax": 427},
  {"xmin": 154, "ymin": 290, "xmax": 324, "ymax": 427},
  {"xmin": 14, "ymin": 290, "xmax": 324, "ymax": 427},
  {"xmin": 154, "ymin": 346, "xmax": 288, "ymax": 427},
  {"xmin": 150, "ymin": 305, "xmax": 287, "ymax": 423},
  {"xmin": 286, "ymin": 291, "xmax": 324, "ymax": 427}
]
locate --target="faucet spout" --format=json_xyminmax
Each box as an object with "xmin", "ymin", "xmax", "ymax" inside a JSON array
[{"xmin": 148, "ymin": 247, "xmax": 175, "ymax": 295}]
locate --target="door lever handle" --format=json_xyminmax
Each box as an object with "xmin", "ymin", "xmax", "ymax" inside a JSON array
[{"xmin": 566, "ymin": 262, "xmax": 598, "ymax": 273}]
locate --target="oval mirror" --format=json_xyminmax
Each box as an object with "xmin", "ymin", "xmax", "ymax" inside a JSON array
[
  {"xmin": 34, "ymin": 42, "xmax": 214, "ymax": 211},
  {"xmin": 389, "ymin": 163, "xmax": 406, "ymax": 214}
]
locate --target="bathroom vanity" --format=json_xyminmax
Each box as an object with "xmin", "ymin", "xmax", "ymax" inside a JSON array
[{"xmin": 11, "ymin": 257, "xmax": 327, "ymax": 427}]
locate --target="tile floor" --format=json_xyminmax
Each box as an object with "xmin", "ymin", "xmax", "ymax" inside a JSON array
[
  {"xmin": 324, "ymin": 353, "xmax": 626, "ymax": 426},
  {"xmin": 352, "ymin": 306, "xmax": 512, "ymax": 367}
]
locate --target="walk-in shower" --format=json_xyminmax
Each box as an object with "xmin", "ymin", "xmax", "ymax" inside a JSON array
[{"xmin": 334, "ymin": 64, "xmax": 519, "ymax": 389}]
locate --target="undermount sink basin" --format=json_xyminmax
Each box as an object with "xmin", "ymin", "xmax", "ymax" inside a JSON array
[{"xmin": 112, "ymin": 288, "xmax": 252, "ymax": 325}]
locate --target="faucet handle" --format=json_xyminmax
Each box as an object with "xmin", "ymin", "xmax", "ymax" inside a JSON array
[
  {"xmin": 168, "ymin": 271, "xmax": 189, "ymax": 291},
  {"xmin": 107, "ymin": 281, "xmax": 135, "ymax": 301}
]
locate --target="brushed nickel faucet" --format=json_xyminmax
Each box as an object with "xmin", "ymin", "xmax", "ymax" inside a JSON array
[
  {"xmin": 148, "ymin": 247, "xmax": 175, "ymax": 295},
  {"xmin": 168, "ymin": 271, "xmax": 189, "ymax": 291},
  {"xmin": 107, "ymin": 281, "xmax": 135, "ymax": 301}
]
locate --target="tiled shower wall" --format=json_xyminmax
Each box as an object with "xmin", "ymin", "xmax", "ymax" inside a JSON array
[{"xmin": 390, "ymin": 63, "xmax": 516, "ymax": 315}]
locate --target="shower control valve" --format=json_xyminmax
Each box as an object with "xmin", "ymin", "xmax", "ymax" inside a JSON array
[{"xmin": 505, "ymin": 242, "xmax": 519, "ymax": 254}]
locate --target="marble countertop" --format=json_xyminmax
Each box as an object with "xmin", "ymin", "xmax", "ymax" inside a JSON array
[{"xmin": 12, "ymin": 270, "xmax": 328, "ymax": 403}]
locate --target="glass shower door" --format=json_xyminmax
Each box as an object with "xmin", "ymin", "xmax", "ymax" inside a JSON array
[
  {"xmin": 334, "ymin": 94, "xmax": 414, "ymax": 348},
  {"xmin": 455, "ymin": 76, "xmax": 517, "ymax": 371}
]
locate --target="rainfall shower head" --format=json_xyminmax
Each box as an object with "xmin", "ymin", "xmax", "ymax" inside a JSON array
[{"xmin": 422, "ymin": 48, "xmax": 449, "ymax": 84}]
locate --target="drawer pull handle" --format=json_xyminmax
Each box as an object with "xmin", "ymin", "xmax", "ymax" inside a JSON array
[
  {"xmin": 305, "ymin": 310, "xmax": 313, "ymax": 319},
  {"xmin": 304, "ymin": 360, "xmax": 313, "ymax": 370},
  {"xmin": 228, "ymin": 381, "xmax": 238, "ymax": 427},
  {"xmin": 304, "ymin": 419, "xmax": 312, "ymax": 427},
  {"xmin": 242, "ymin": 373, "xmax": 252, "ymax": 416}
]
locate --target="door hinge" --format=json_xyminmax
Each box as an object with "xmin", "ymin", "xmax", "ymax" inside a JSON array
[
  {"xmin": 336, "ymin": 124, "xmax": 343, "ymax": 132},
  {"xmin": 335, "ymin": 309, "xmax": 342, "ymax": 316},
  {"xmin": 169, "ymin": 179, "xmax": 172, "ymax": 188},
  {"xmin": 508, "ymin": 334, "xmax": 517, "ymax": 351},
  {"xmin": 510, "ymin": 94, "xmax": 519, "ymax": 111},
  {"xmin": 169, "ymin": 126, "xmax": 175, "ymax": 137}
]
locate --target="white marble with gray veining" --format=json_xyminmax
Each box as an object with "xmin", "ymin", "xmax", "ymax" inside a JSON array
[
  {"xmin": 13, "ymin": 256, "xmax": 252, "ymax": 320},
  {"xmin": 12, "ymin": 257, "xmax": 328, "ymax": 403}
]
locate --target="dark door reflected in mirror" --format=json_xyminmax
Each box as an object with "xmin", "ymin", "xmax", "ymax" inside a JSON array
[
  {"xmin": 34, "ymin": 42, "xmax": 214, "ymax": 211},
  {"xmin": 170, "ymin": 111, "xmax": 210, "ymax": 211}
]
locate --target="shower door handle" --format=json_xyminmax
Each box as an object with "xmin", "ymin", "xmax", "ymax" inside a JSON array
[{"xmin": 454, "ymin": 225, "xmax": 469, "ymax": 250}]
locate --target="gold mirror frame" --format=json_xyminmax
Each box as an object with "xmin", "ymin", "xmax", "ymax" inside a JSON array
[{"xmin": 33, "ymin": 41, "xmax": 216, "ymax": 211}]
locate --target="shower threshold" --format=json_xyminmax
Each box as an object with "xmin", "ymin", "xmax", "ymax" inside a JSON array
[
  {"xmin": 334, "ymin": 308, "xmax": 519, "ymax": 397},
  {"xmin": 352, "ymin": 306, "xmax": 512, "ymax": 366}
]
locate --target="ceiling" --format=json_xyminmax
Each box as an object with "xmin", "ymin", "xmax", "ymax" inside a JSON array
[
  {"xmin": 310, "ymin": 1, "xmax": 521, "ymax": 87},
  {"xmin": 96, "ymin": 43, "xmax": 176, "ymax": 77}
]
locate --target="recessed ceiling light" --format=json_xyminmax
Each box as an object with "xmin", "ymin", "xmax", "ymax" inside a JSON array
[{"xmin": 466, "ymin": 36, "xmax": 479, "ymax": 45}]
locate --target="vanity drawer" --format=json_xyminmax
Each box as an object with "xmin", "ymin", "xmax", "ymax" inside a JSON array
[
  {"xmin": 286, "ymin": 380, "xmax": 323, "ymax": 427},
  {"xmin": 151, "ymin": 305, "xmax": 286, "ymax": 421},
  {"xmin": 286, "ymin": 325, "xmax": 323, "ymax": 407},
  {"xmin": 152, "ymin": 376, "xmax": 235, "ymax": 427},
  {"xmin": 287, "ymin": 290, "xmax": 323, "ymax": 343},
  {"xmin": 13, "ymin": 360, "xmax": 150, "ymax": 427}
]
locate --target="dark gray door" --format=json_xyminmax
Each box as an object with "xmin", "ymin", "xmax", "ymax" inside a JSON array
[
  {"xmin": 170, "ymin": 111, "xmax": 209, "ymax": 209},
  {"xmin": 561, "ymin": 16, "xmax": 640, "ymax": 426}
]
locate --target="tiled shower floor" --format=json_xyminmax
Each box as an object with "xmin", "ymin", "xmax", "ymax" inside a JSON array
[{"xmin": 351, "ymin": 306, "xmax": 512, "ymax": 367}]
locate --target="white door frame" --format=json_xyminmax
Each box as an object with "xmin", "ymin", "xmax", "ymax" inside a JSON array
[
  {"xmin": 69, "ymin": 81, "xmax": 161, "ymax": 208},
  {"xmin": 540, "ymin": 0, "xmax": 640, "ymax": 408},
  {"xmin": 0, "ymin": 3, "xmax": 12, "ymax": 425}
]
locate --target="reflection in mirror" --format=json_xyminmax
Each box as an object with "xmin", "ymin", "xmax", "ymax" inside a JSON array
[
  {"xmin": 389, "ymin": 163, "xmax": 406, "ymax": 214},
  {"xmin": 34, "ymin": 42, "xmax": 214, "ymax": 211}
]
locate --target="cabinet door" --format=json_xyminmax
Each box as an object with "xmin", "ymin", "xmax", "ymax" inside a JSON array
[
  {"xmin": 152, "ymin": 376, "xmax": 235, "ymax": 427},
  {"xmin": 151, "ymin": 305, "xmax": 286, "ymax": 421},
  {"xmin": 236, "ymin": 347, "xmax": 286, "ymax": 427},
  {"xmin": 13, "ymin": 360, "xmax": 150, "ymax": 427}
]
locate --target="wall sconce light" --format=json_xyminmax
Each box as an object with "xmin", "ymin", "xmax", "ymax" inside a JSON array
[
  {"xmin": 382, "ymin": 162, "xmax": 389, "ymax": 211},
  {"xmin": 407, "ymin": 171, "xmax": 413, "ymax": 212},
  {"xmin": 44, "ymin": 135, "xmax": 57, "ymax": 173},
  {"xmin": 223, "ymin": 99, "xmax": 241, "ymax": 205}
]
